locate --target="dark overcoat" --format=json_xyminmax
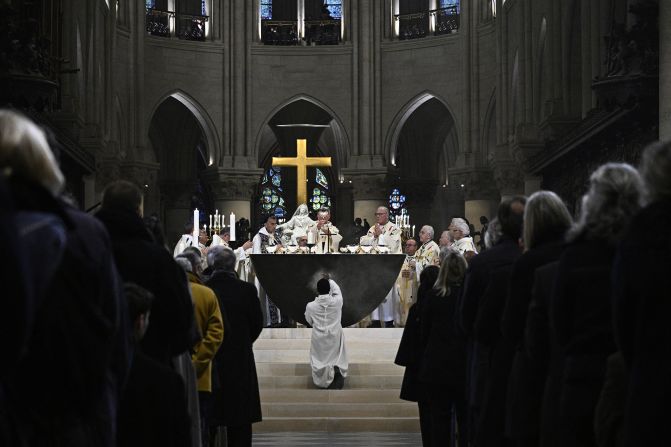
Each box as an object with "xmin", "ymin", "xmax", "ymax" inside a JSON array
[{"xmin": 206, "ymin": 271, "xmax": 264, "ymax": 427}]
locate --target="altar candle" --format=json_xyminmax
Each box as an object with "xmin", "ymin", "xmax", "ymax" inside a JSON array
[
  {"xmin": 220, "ymin": 215, "xmax": 225, "ymax": 232},
  {"xmin": 307, "ymin": 230, "xmax": 315, "ymax": 245},
  {"xmin": 230, "ymin": 212, "xmax": 236, "ymax": 241},
  {"xmin": 209, "ymin": 214, "xmax": 212, "ymax": 229},
  {"xmin": 412, "ymin": 224, "xmax": 415, "ymax": 236},
  {"xmin": 193, "ymin": 209, "xmax": 199, "ymax": 246}
]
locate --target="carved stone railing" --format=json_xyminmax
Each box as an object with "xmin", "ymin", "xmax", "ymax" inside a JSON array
[
  {"xmin": 177, "ymin": 13, "xmax": 209, "ymax": 41},
  {"xmin": 304, "ymin": 19, "xmax": 341, "ymax": 45},
  {"xmin": 261, "ymin": 20, "xmax": 300, "ymax": 45},
  {"xmin": 145, "ymin": 8, "xmax": 173, "ymax": 38},
  {"xmin": 394, "ymin": 6, "xmax": 459, "ymax": 40}
]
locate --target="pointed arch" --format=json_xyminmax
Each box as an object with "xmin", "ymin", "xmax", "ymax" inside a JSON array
[
  {"xmin": 148, "ymin": 89, "xmax": 220, "ymax": 165},
  {"xmin": 253, "ymin": 94, "xmax": 351, "ymax": 178},
  {"xmin": 384, "ymin": 91, "xmax": 460, "ymax": 171}
]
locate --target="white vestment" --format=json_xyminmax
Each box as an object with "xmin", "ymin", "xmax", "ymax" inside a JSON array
[
  {"xmin": 452, "ymin": 236, "xmax": 478, "ymax": 255},
  {"xmin": 415, "ymin": 240, "xmax": 440, "ymax": 281},
  {"xmin": 365, "ymin": 222, "xmax": 402, "ymax": 323},
  {"xmin": 305, "ymin": 280, "xmax": 348, "ymax": 388},
  {"xmin": 173, "ymin": 234, "xmax": 194, "ymax": 257},
  {"xmin": 210, "ymin": 235, "xmax": 248, "ymax": 271},
  {"xmin": 314, "ymin": 223, "xmax": 342, "ymax": 254},
  {"xmin": 252, "ymin": 227, "xmax": 282, "ymax": 325}
]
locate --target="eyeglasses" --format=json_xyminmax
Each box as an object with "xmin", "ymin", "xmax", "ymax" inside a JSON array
[{"xmin": 374, "ymin": 213, "xmax": 386, "ymax": 216}]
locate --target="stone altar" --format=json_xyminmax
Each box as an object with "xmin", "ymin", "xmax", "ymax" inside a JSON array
[{"xmin": 250, "ymin": 254, "xmax": 405, "ymax": 326}]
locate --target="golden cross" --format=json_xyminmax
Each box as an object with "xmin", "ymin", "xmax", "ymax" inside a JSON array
[{"xmin": 272, "ymin": 139, "xmax": 332, "ymax": 206}]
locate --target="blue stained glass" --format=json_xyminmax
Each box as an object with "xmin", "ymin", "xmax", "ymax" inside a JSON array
[
  {"xmin": 439, "ymin": 0, "xmax": 460, "ymax": 12},
  {"xmin": 201, "ymin": 0, "xmax": 207, "ymax": 15},
  {"xmin": 324, "ymin": 1, "xmax": 342, "ymax": 19},
  {"xmin": 313, "ymin": 188, "xmax": 320, "ymax": 195},
  {"xmin": 279, "ymin": 197, "xmax": 285, "ymax": 207},
  {"xmin": 271, "ymin": 195, "xmax": 278, "ymax": 204},
  {"xmin": 260, "ymin": 2, "xmax": 272, "ymax": 20},
  {"xmin": 316, "ymin": 168, "xmax": 328, "ymax": 189},
  {"xmin": 145, "ymin": 0, "xmax": 154, "ymax": 9},
  {"xmin": 272, "ymin": 174, "xmax": 281, "ymax": 187},
  {"xmin": 262, "ymin": 173, "xmax": 268, "ymax": 184}
]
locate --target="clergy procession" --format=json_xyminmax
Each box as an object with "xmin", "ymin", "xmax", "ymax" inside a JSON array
[{"xmin": 2, "ymin": 104, "xmax": 671, "ymax": 447}]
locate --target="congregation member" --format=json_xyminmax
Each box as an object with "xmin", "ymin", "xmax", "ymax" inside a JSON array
[
  {"xmin": 96, "ymin": 180, "xmax": 195, "ymax": 366},
  {"xmin": 551, "ymin": 163, "xmax": 643, "ymax": 447},
  {"xmin": 397, "ymin": 238, "xmax": 419, "ymax": 326},
  {"xmin": 458, "ymin": 196, "xmax": 526, "ymax": 446},
  {"xmin": 418, "ymin": 252, "xmax": 468, "ymax": 447},
  {"xmin": 395, "ymin": 265, "xmax": 440, "ymax": 445},
  {"xmin": 439, "ymin": 228, "xmax": 454, "ymax": 249},
  {"xmin": 175, "ymin": 254, "xmax": 224, "ymax": 446},
  {"xmin": 365, "ymin": 206, "xmax": 403, "ymax": 327},
  {"xmin": 501, "ymin": 191, "xmax": 573, "ymax": 447},
  {"xmin": 305, "ymin": 277, "xmax": 348, "ymax": 389},
  {"xmin": 0, "ymin": 109, "xmax": 130, "ymax": 447},
  {"xmin": 117, "ymin": 283, "xmax": 191, "ymax": 447},
  {"xmin": 252, "ymin": 214, "xmax": 285, "ymax": 326},
  {"xmin": 206, "ymin": 246, "xmax": 263, "ymax": 447},
  {"xmin": 612, "ymin": 141, "xmax": 671, "ymax": 447}
]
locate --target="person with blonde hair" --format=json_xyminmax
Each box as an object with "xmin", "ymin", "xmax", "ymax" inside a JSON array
[
  {"xmin": 551, "ymin": 163, "xmax": 643, "ymax": 447},
  {"xmin": 501, "ymin": 190, "xmax": 573, "ymax": 446},
  {"xmin": 416, "ymin": 251, "xmax": 468, "ymax": 446}
]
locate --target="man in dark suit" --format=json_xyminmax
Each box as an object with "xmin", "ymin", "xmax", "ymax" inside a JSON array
[
  {"xmin": 96, "ymin": 180, "xmax": 195, "ymax": 366},
  {"xmin": 458, "ymin": 195, "xmax": 526, "ymax": 446},
  {"xmin": 206, "ymin": 246, "xmax": 264, "ymax": 447}
]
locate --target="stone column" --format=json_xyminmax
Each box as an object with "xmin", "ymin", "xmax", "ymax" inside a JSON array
[
  {"xmin": 121, "ymin": 161, "xmax": 161, "ymax": 215},
  {"xmin": 451, "ymin": 169, "xmax": 500, "ymax": 226},
  {"xmin": 203, "ymin": 167, "xmax": 263, "ymax": 222},
  {"xmin": 661, "ymin": 0, "xmax": 671, "ymax": 140},
  {"xmin": 492, "ymin": 161, "xmax": 525, "ymax": 199},
  {"xmin": 161, "ymin": 181, "xmax": 197, "ymax": 245},
  {"xmin": 348, "ymin": 171, "xmax": 388, "ymax": 222},
  {"xmin": 524, "ymin": 176, "xmax": 542, "ymax": 196}
]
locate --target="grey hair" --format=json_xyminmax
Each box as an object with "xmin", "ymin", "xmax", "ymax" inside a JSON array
[
  {"xmin": 639, "ymin": 140, "xmax": 671, "ymax": 203},
  {"xmin": 376, "ymin": 206, "xmax": 390, "ymax": 215},
  {"xmin": 421, "ymin": 225, "xmax": 435, "ymax": 239},
  {"xmin": 451, "ymin": 218, "xmax": 470, "ymax": 235},
  {"xmin": 174, "ymin": 256, "xmax": 193, "ymax": 273},
  {"xmin": 438, "ymin": 246, "xmax": 453, "ymax": 263},
  {"xmin": 523, "ymin": 191, "xmax": 573, "ymax": 251},
  {"xmin": 568, "ymin": 163, "xmax": 644, "ymax": 245},
  {"xmin": 208, "ymin": 245, "xmax": 237, "ymax": 271},
  {"xmin": 0, "ymin": 109, "xmax": 65, "ymax": 195},
  {"xmin": 484, "ymin": 218, "xmax": 501, "ymax": 249}
]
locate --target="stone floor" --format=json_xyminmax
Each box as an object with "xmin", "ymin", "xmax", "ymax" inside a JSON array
[{"xmin": 252, "ymin": 432, "xmax": 423, "ymax": 446}]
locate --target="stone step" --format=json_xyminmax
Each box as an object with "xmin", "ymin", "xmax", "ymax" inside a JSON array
[
  {"xmin": 258, "ymin": 374, "xmax": 403, "ymax": 390},
  {"xmin": 261, "ymin": 402, "xmax": 417, "ymax": 418},
  {"xmin": 255, "ymin": 362, "xmax": 404, "ymax": 377},
  {"xmin": 254, "ymin": 349, "xmax": 398, "ymax": 363},
  {"xmin": 260, "ymin": 389, "xmax": 403, "ymax": 403},
  {"xmin": 253, "ymin": 417, "xmax": 421, "ymax": 433},
  {"xmin": 257, "ymin": 328, "xmax": 404, "ymax": 340}
]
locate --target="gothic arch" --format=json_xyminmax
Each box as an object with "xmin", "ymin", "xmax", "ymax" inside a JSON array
[
  {"xmin": 384, "ymin": 91, "xmax": 460, "ymax": 172},
  {"xmin": 253, "ymin": 94, "xmax": 351, "ymax": 179},
  {"xmin": 147, "ymin": 90, "xmax": 219, "ymax": 165}
]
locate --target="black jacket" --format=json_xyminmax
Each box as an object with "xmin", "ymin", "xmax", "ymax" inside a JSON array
[
  {"xmin": 97, "ymin": 208, "xmax": 194, "ymax": 365},
  {"xmin": 206, "ymin": 270, "xmax": 264, "ymax": 427}
]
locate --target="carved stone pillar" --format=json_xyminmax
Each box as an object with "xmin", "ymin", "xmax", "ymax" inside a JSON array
[
  {"xmin": 120, "ymin": 161, "xmax": 161, "ymax": 215},
  {"xmin": 348, "ymin": 171, "xmax": 388, "ymax": 223},
  {"xmin": 160, "ymin": 180, "xmax": 197, "ymax": 245},
  {"xmin": 203, "ymin": 167, "xmax": 263, "ymax": 222},
  {"xmin": 661, "ymin": 0, "xmax": 671, "ymax": 140},
  {"xmin": 492, "ymin": 162, "xmax": 525, "ymax": 199},
  {"xmin": 450, "ymin": 168, "xmax": 500, "ymax": 226}
]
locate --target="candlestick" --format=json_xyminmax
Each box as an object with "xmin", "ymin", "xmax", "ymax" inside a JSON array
[
  {"xmin": 229, "ymin": 212, "xmax": 236, "ymax": 241},
  {"xmin": 307, "ymin": 229, "xmax": 316, "ymax": 245},
  {"xmin": 193, "ymin": 209, "xmax": 199, "ymax": 246},
  {"xmin": 209, "ymin": 214, "xmax": 213, "ymax": 229}
]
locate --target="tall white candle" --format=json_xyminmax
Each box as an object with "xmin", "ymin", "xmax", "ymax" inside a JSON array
[
  {"xmin": 193, "ymin": 208, "xmax": 199, "ymax": 246},
  {"xmin": 230, "ymin": 212, "xmax": 236, "ymax": 241},
  {"xmin": 220, "ymin": 215, "xmax": 225, "ymax": 232},
  {"xmin": 307, "ymin": 229, "xmax": 315, "ymax": 245},
  {"xmin": 412, "ymin": 224, "xmax": 415, "ymax": 236}
]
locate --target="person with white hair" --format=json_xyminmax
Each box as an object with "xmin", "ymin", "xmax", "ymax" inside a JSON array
[
  {"xmin": 313, "ymin": 207, "xmax": 342, "ymax": 253},
  {"xmin": 449, "ymin": 218, "xmax": 478, "ymax": 255},
  {"xmin": 612, "ymin": 141, "xmax": 671, "ymax": 447},
  {"xmin": 413, "ymin": 225, "xmax": 440, "ymax": 280}
]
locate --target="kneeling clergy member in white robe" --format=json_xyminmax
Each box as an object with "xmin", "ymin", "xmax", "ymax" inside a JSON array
[{"xmin": 305, "ymin": 277, "xmax": 348, "ymax": 389}]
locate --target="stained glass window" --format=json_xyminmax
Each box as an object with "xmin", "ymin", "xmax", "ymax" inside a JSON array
[
  {"xmin": 259, "ymin": 167, "xmax": 286, "ymax": 217},
  {"xmin": 260, "ymin": 0, "xmax": 272, "ymax": 20},
  {"xmin": 439, "ymin": 0, "xmax": 460, "ymax": 12},
  {"xmin": 388, "ymin": 188, "xmax": 407, "ymax": 216},
  {"xmin": 201, "ymin": 0, "xmax": 207, "ymax": 15},
  {"xmin": 324, "ymin": 0, "xmax": 342, "ymax": 19},
  {"xmin": 146, "ymin": 0, "xmax": 154, "ymax": 8},
  {"xmin": 310, "ymin": 169, "xmax": 331, "ymax": 211}
]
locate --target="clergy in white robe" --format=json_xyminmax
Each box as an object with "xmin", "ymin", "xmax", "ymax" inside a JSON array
[
  {"xmin": 450, "ymin": 218, "xmax": 478, "ymax": 255},
  {"xmin": 396, "ymin": 238, "xmax": 419, "ymax": 327},
  {"xmin": 313, "ymin": 207, "xmax": 342, "ymax": 254},
  {"xmin": 210, "ymin": 229, "xmax": 252, "ymax": 275},
  {"xmin": 414, "ymin": 225, "xmax": 441, "ymax": 280},
  {"xmin": 364, "ymin": 206, "xmax": 403, "ymax": 326},
  {"xmin": 252, "ymin": 215, "xmax": 284, "ymax": 326},
  {"xmin": 305, "ymin": 278, "xmax": 348, "ymax": 389},
  {"xmin": 173, "ymin": 223, "xmax": 195, "ymax": 257}
]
